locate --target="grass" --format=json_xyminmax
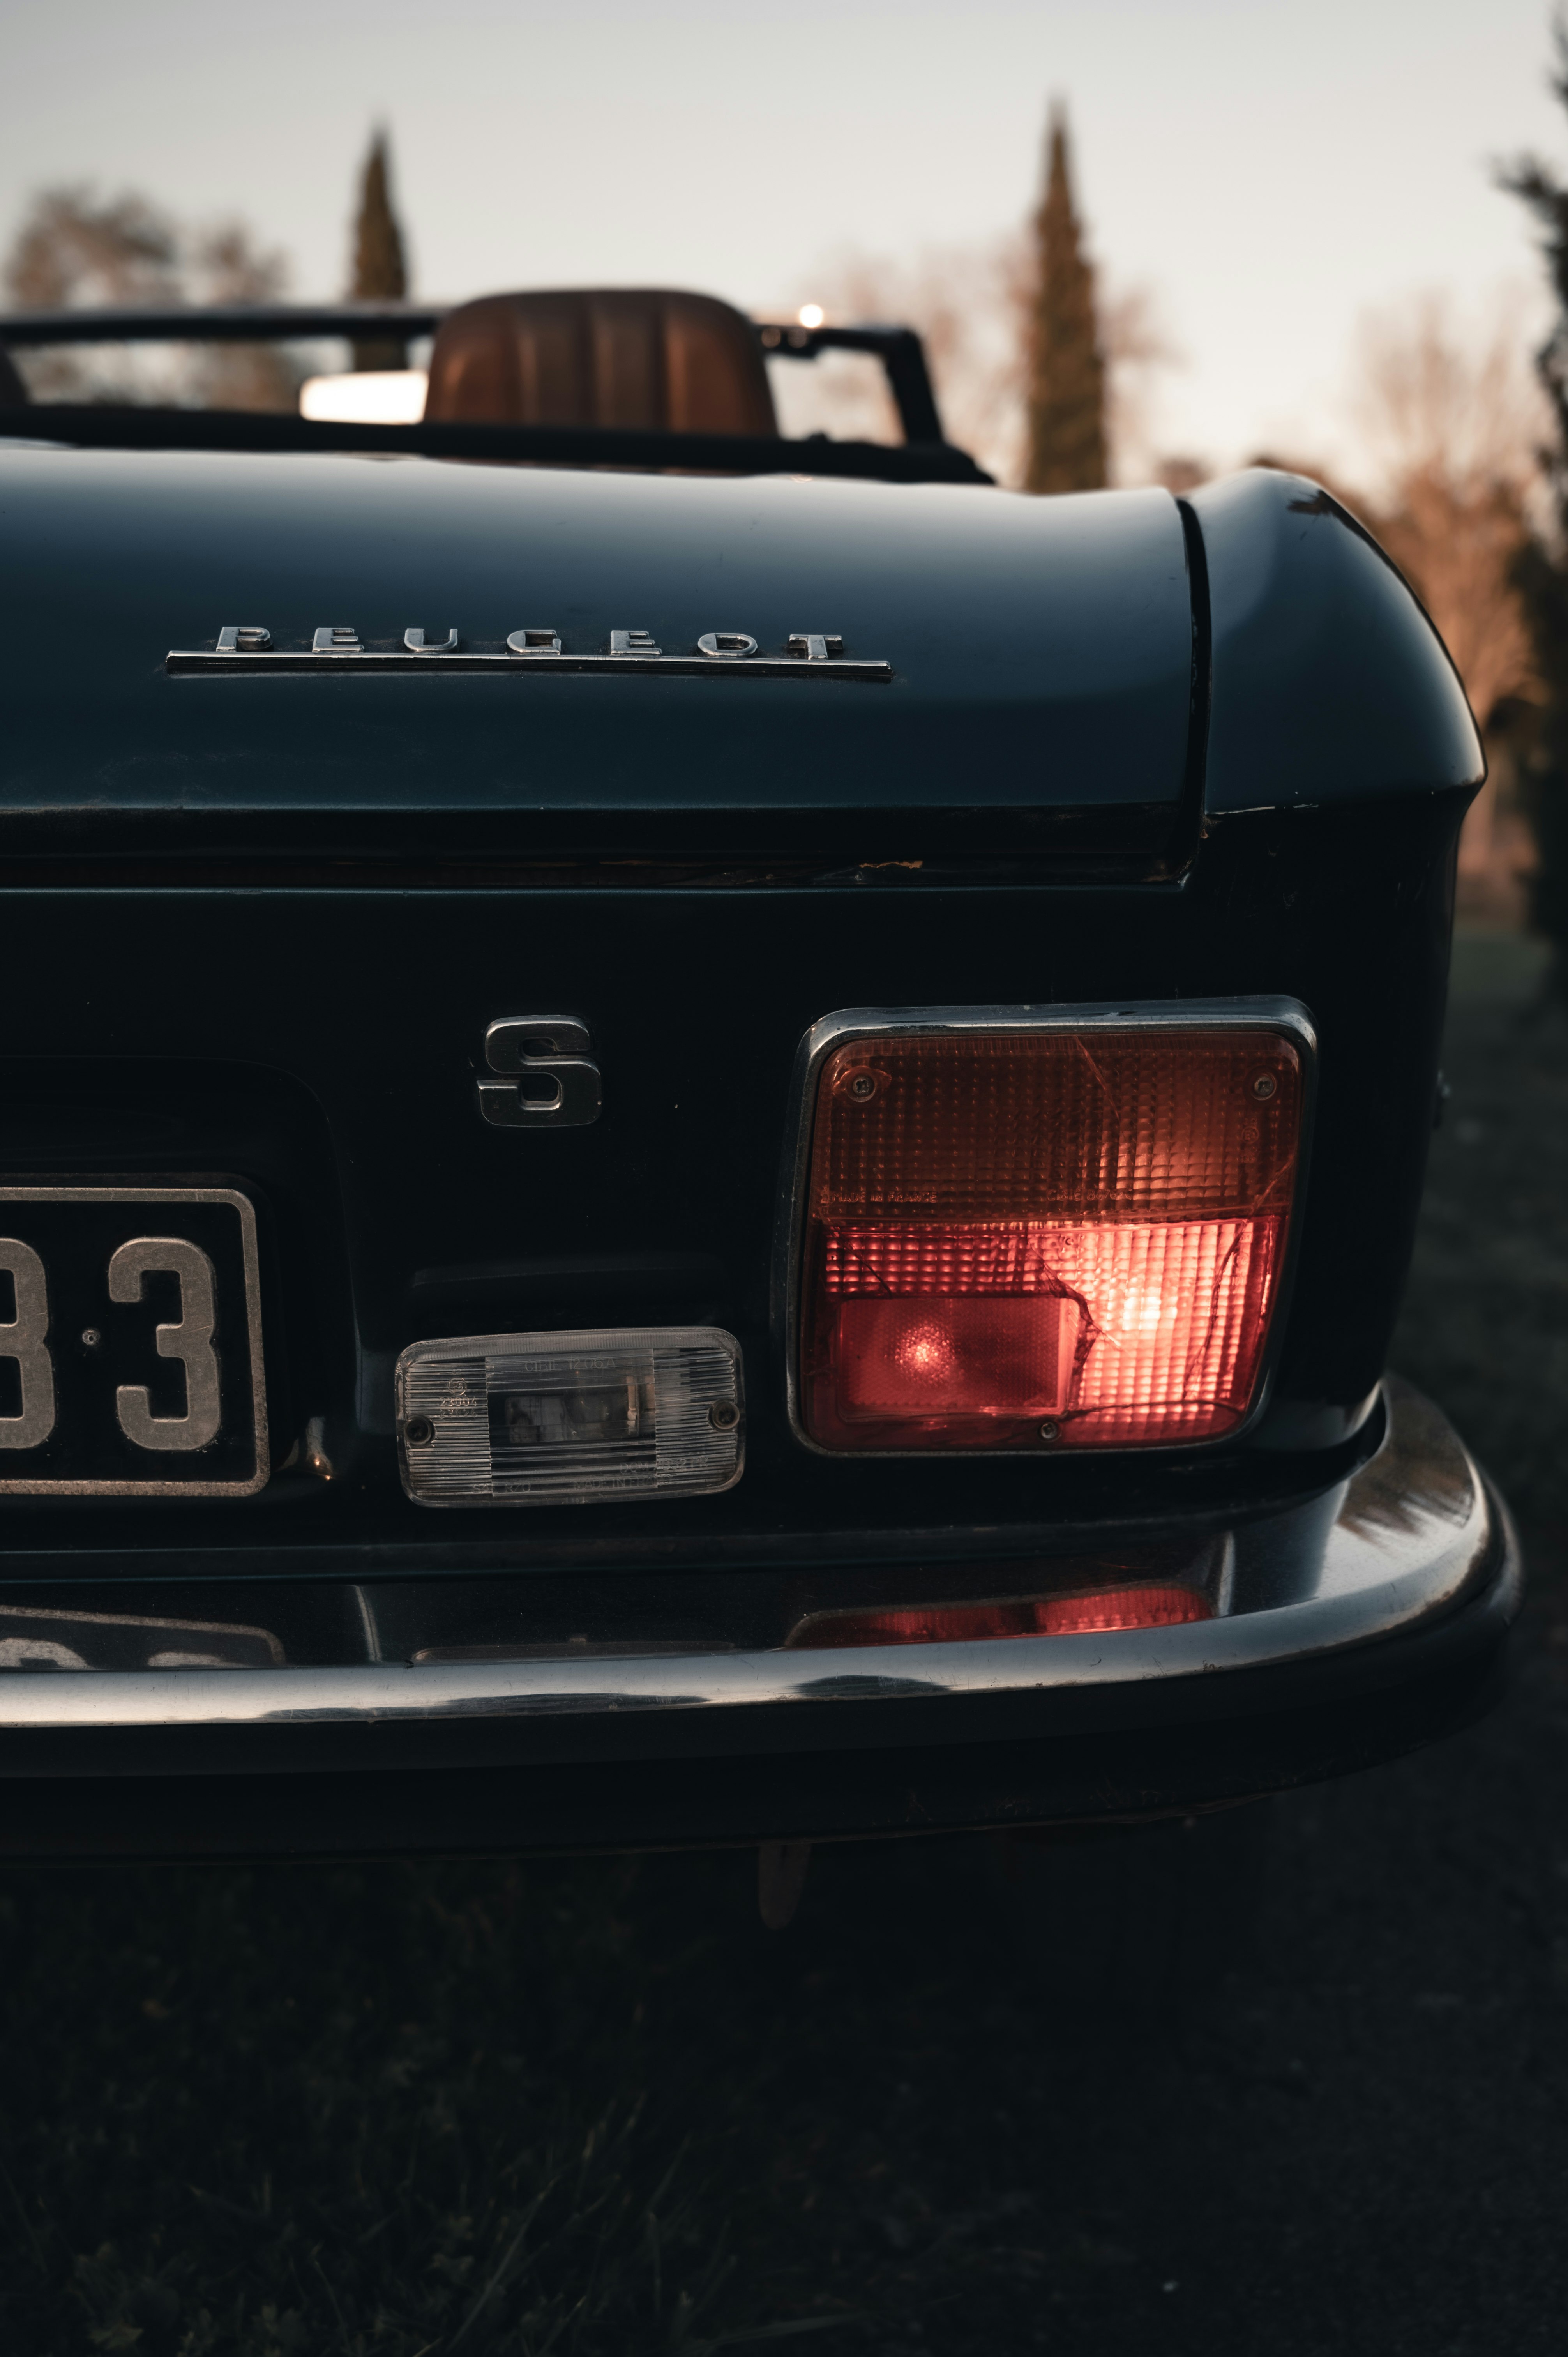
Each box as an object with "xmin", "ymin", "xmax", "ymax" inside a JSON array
[
  {"xmin": 1387, "ymin": 926, "xmax": 1568, "ymax": 1534},
  {"xmin": 0, "ymin": 1862, "xmax": 750, "ymax": 2354},
  {"xmin": 3, "ymin": 921, "xmax": 1568, "ymax": 2355}
]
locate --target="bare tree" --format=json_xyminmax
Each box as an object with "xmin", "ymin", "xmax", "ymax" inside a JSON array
[
  {"xmin": 1344, "ymin": 290, "xmax": 1546, "ymax": 922},
  {"xmin": 1252, "ymin": 296, "xmax": 1542, "ymax": 724},
  {"xmin": 778, "ymin": 240, "xmax": 1024, "ymax": 475},
  {"xmin": 6, "ymin": 184, "xmax": 179, "ymax": 311},
  {"xmin": 5, "ymin": 186, "xmax": 177, "ymax": 400},
  {"xmin": 1348, "ymin": 289, "xmax": 1543, "ymax": 726},
  {"xmin": 4, "ymin": 185, "xmax": 298, "ymax": 408},
  {"xmin": 780, "ymin": 237, "xmax": 1176, "ymax": 489},
  {"xmin": 1100, "ymin": 285, "xmax": 1183, "ymax": 490},
  {"xmin": 186, "ymin": 219, "xmax": 297, "ymax": 410}
]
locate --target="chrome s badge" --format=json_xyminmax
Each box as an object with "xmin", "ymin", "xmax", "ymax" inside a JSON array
[
  {"xmin": 165, "ymin": 626, "xmax": 892, "ymax": 680},
  {"xmin": 475, "ymin": 1018, "xmax": 602, "ymax": 1130}
]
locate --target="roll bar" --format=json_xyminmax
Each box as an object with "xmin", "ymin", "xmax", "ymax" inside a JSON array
[{"xmin": 0, "ymin": 302, "xmax": 948, "ymax": 449}]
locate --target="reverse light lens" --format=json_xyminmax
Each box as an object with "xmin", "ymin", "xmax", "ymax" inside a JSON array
[
  {"xmin": 786, "ymin": 1583, "xmax": 1213, "ymax": 1648},
  {"xmin": 299, "ymin": 369, "xmax": 430, "ymax": 423},
  {"xmin": 800, "ymin": 1024, "xmax": 1303, "ymax": 1451},
  {"xmin": 396, "ymin": 1327, "xmax": 743, "ymax": 1506}
]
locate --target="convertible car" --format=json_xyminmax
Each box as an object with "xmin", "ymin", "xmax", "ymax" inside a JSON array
[{"xmin": 0, "ymin": 288, "xmax": 1518, "ymax": 1877}]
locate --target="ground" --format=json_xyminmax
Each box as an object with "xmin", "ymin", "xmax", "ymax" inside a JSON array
[{"xmin": 2, "ymin": 929, "xmax": 1566, "ymax": 2356}]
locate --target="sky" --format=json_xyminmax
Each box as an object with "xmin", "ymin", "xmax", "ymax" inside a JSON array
[{"xmin": 2, "ymin": 0, "xmax": 1564, "ymax": 473}]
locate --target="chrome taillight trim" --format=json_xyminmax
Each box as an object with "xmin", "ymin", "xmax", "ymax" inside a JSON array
[{"xmin": 772, "ymin": 997, "xmax": 1319, "ymax": 1461}]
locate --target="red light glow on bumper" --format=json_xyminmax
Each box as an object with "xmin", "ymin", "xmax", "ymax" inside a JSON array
[{"xmin": 786, "ymin": 1583, "xmax": 1214, "ymax": 1648}]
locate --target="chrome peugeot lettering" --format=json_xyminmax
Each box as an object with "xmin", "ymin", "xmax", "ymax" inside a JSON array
[{"xmin": 166, "ymin": 628, "xmax": 893, "ymax": 680}]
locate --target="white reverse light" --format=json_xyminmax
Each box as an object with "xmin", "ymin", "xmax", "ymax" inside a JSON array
[
  {"xmin": 395, "ymin": 1327, "xmax": 744, "ymax": 1507},
  {"xmin": 797, "ymin": 304, "xmax": 825, "ymax": 330},
  {"xmin": 299, "ymin": 369, "xmax": 429, "ymax": 424}
]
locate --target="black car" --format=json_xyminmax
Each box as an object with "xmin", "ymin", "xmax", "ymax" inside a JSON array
[{"xmin": 0, "ymin": 286, "xmax": 1518, "ymax": 1873}]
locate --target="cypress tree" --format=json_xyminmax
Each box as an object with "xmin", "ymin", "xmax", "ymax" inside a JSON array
[
  {"xmin": 349, "ymin": 131, "xmax": 408, "ymax": 371},
  {"xmin": 1501, "ymin": 37, "xmax": 1568, "ymax": 982},
  {"xmin": 1025, "ymin": 105, "xmax": 1107, "ymax": 495}
]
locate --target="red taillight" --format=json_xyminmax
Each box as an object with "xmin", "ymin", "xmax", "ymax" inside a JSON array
[
  {"xmin": 798, "ymin": 1023, "xmax": 1303, "ymax": 1451},
  {"xmin": 786, "ymin": 1583, "xmax": 1214, "ymax": 1648}
]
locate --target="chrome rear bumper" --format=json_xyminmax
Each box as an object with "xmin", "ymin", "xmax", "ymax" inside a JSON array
[{"xmin": 0, "ymin": 1378, "xmax": 1520, "ymax": 1857}]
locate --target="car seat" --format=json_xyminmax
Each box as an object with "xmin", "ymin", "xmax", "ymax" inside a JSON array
[{"xmin": 421, "ymin": 288, "xmax": 778, "ymax": 437}]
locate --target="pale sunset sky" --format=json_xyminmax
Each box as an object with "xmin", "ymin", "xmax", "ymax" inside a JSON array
[{"xmin": 2, "ymin": 0, "xmax": 1562, "ymax": 473}]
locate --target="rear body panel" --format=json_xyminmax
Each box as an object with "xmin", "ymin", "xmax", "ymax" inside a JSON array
[
  {"xmin": 0, "ymin": 794, "xmax": 1460, "ymax": 1574},
  {"xmin": 0, "ymin": 451, "xmax": 1195, "ymax": 860},
  {"xmin": 0, "ymin": 442, "xmax": 1509, "ymax": 1848}
]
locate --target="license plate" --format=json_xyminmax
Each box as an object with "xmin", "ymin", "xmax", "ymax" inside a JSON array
[{"xmin": 0, "ymin": 1187, "xmax": 268, "ymax": 1496}]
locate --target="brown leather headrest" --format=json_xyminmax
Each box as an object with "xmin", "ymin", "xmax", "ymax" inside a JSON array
[{"xmin": 422, "ymin": 287, "xmax": 777, "ymax": 437}]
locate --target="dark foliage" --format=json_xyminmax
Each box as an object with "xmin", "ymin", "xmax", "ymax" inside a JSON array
[
  {"xmin": 350, "ymin": 133, "xmax": 409, "ymax": 373},
  {"xmin": 1500, "ymin": 24, "xmax": 1568, "ymax": 982},
  {"xmin": 1024, "ymin": 106, "xmax": 1106, "ymax": 496},
  {"xmin": 1510, "ymin": 537, "xmax": 1568, "ymax": 957}
]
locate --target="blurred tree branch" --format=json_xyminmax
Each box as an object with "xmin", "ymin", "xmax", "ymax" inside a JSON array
[
  {"xmin": 1349, "ymin": 290, "xmax": 1542, "ymax": 734},
  {"xmin": 4, "ymin": 184, "xmax": 298, "ymax": 409},
  {"xmin": 781, "ymin": 237, "xmax": 1176, "ymax": 491}
]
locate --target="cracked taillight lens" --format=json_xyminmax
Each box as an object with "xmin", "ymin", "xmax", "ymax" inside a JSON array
[{"xmin": 798, "ymin": 1024, "xmax": 1303, "ymax": 1451}]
